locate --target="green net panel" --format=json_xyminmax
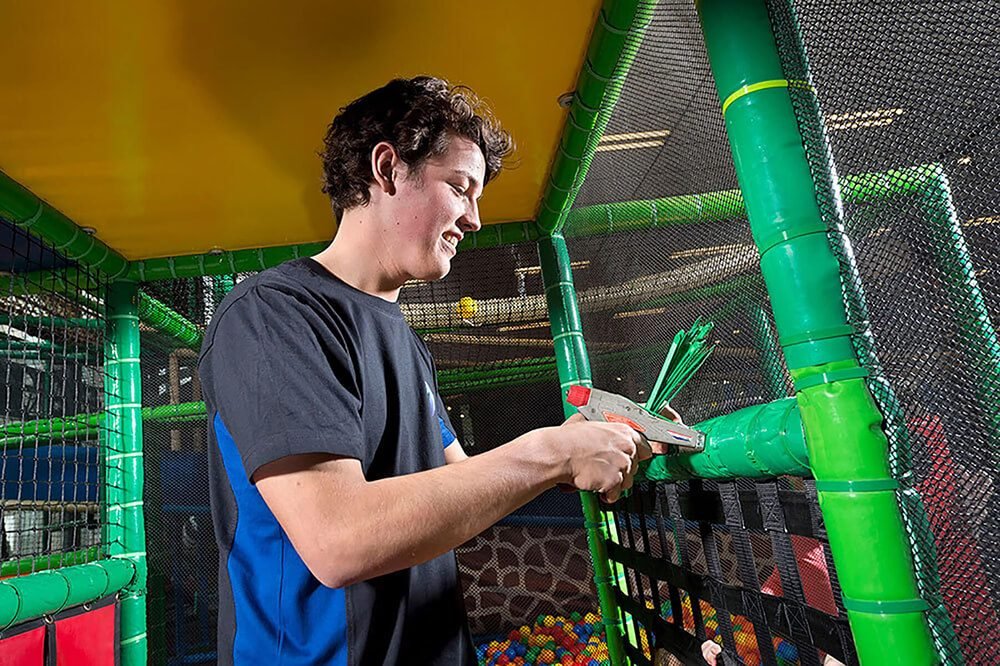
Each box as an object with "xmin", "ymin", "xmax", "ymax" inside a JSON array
[
  {"xmin": 770, "ymin": 1, "xmax": 1000, "ymax": 663},
  {"xmin": 0, "ymin": 220, "xmax": 109, "ymax": 579}
]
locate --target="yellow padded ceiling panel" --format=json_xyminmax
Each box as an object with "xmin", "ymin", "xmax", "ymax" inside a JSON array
[{"xmin": 0, "ymin": 1, "xmax": 600, "ymax": 259}]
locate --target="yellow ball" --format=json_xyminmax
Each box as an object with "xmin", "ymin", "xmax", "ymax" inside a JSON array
[{"xmin": 456, "ymin": 296, "xmax": 478, "ymax": 319}]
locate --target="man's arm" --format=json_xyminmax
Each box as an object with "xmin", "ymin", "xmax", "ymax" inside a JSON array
[{"xmin": 254, "ymin": 415, "xmax": 645, "ymax": 588}]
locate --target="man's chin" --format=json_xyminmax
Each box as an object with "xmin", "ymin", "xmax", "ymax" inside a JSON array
[{"xmin": 414, "ymin": 263, "xmax": 451, "ymax": 282}]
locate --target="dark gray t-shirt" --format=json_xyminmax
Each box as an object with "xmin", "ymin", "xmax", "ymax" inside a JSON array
[{"xmin": 199, "ymin": 258, "xmax": 474, "ymax": 666}]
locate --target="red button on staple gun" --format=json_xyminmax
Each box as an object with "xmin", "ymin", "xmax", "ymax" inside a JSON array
[{"xmin": 566, "ymin": 385, "xmax": 705, "ymax": 454}]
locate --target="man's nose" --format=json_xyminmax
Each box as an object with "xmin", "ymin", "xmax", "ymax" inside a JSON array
[{"xmin": 460, "ymin": 199, "xmax": 482, "ymax": 233}]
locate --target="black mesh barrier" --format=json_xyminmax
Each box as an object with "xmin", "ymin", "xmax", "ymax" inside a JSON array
[
  {"xmin": 769, "ymin": 1, "xmax": 1000, "ymax": 663},
  {"xmin": 562, "ymin": 0, "xmax": 862, "ymax": 663},
  {"xmin": 0, "ymin": 218, "xmax": 109, "ymax": 579},
  {"xmin": 139, "ymin": 273, "xmax": 236, "ymax": 666},
  {"xmin": 398, "ymin": 242, "xmax": 606, "ymax": 659}
]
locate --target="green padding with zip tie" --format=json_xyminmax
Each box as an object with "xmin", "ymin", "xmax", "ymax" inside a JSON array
[
  {"xmin": 780, "ymin": 324, "xmax": 855, "ymax": 348},
  {"xmin": 815, "ymin": 478, "xmax": 898, "ymax": 493},
  {"xmin": 794, "ymin": 366, "xmax": 869, "ymax": 391},
  {"xmin": 756, "ymin": 223, "xmax": 828, "ymax": 256},
  {"xmin": 844, "ymin": 596, "xmax": 929, "ymax": 615}
]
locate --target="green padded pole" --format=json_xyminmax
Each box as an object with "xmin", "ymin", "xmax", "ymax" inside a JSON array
[
  {"xmin": 643, "ymin": 398, "xmax": 808, "ymax": 481},
  {"xmin": 536, "ymin": 0, "xmax": 655, "ymax": 234},
  {"xmin": 0, "ymin": 171, "xmax": 129, "ymax": 279},
  {"xmin": 697, "ymin": 0, "xmax": 937, "ymax": 663},
  {"xmin": 104, "ymin": 281, "xmax": 148, "ymax": 664},
  {"xmin": 768, "ymin": 0, "xmax": 964, "ymax": 654},
  {"xmin": 0, "ymin": 559, "xmax": 134, "ymax": 629},
  {"xmin": 538, "ymin": 233, "xmax": 627, "ymax": 666}
]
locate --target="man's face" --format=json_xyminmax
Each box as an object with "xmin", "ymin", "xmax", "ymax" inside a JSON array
[{"xmin": 383, "ymin": 135, "xmax": 485, "ymax": 282}]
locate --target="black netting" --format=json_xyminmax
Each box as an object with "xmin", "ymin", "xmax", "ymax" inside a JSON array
[
  {"xmin": 399, "ymin": 242, "xmax": 605, "ymax": 659},
  {"xmin": 0, "ymin": 219, "xmax": 109, "ymax": 578},
  {"xmin": 137, "ymin": 246, "xmax": 602, "ymax": 665},
  {"xmin": 138, "ymin": 273, "xmax": 238, "ymax": 665},
  {"xmin": 769, "ymin": 1, "xmax": 1000, "ymax": 663}
]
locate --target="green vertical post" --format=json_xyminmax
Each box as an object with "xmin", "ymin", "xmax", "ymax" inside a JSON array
[
  {"xmin": 697, "ymin": 0, "xmax": 937, "ymax": 663},
  {"xmin": 104, "ymin": 280, "xmax": 148, "ymax": 664},
  {"xmin": 538, "ymin": 233, "xmax": 627, "ymax": 666}
]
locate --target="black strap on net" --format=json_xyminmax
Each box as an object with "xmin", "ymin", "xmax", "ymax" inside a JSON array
[{"xmin": 604, "ymin": 479, "xmax": 858, "ymax": 665}]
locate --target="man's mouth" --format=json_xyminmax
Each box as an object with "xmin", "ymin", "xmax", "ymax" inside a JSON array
[{"xmin": 441, "ymin": 231, "xmax": 462, "ymax": 253}]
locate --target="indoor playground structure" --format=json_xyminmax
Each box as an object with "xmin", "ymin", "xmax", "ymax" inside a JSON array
[{"xmin": 0, "ymin": 0, "xmax": 997, "ymax": 664}]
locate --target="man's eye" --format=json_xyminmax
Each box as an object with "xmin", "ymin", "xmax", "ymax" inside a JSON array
[{"xmin": 450, "ymin": 184, "xmax": 465, "ymax": 196}]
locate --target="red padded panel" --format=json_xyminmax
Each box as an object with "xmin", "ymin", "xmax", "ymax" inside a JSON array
[
  {"xmin": 0, "ymin": 625, "xmax": 46, "ymax": 666},
  {"xmin": 54, "ymin": 604, "xmax": 116, "ymax": 666}
]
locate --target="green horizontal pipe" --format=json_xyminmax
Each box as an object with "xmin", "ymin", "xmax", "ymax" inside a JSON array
[
  {"xmin": 143, "ymin": 401, "xmax": 208, "ymax": 424},
  {"xmin": 457, "ymin": 220, "xmax": 540, "ymax": 252},
  {"xmin": 1, "ymin": 547, "xmax": 102, "ymax": 579},
  {"xmin": 127, "ymin": 242, "xmax": 327, "ymax": 282},
  {"xmin": 565, "ymin": 190, "xmax": 745, "ymax": 235},
  {"xmin": 0, "ymin": 314, "xmax": 103, "ymax": 330},
  {"xmin": 138, "ymin": 291, "xmax": 204, "ymax": 349},
  {"xmin": 0, "ymin": 558, "xmax": 134, "ymax": 629},
  {"xmin": 642, "ymin": 398, "xmax": 807, "ymax": 481},
  {"xmin": 5, "ymin": 162, "xmax": 950, "ymax": 297},
  {"xmin": 0, "ymin": 401, "xmax": 208, "ymax": 448},
  {"xmin": 698, "ymin": 0, "xmax": 936, "ymax": 663},
  {"xmin": 0, "ymin": 340, "xmax": 61, "ymax": 351},
  {"xmin": 0, "ymin": 351, "xmax": 96, "ymax": 363},
  {"xmin": 0, "ymin": 171, "xmax": 129, "ymax": 280},
  {"xmin": 536, "ymin": 0, "xmax": 655, "ymax": 234}
]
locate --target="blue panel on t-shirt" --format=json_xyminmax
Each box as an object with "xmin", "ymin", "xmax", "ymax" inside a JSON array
[
  {"xmin": 439, "ymin": 415, "xmax": 456, "ymax": 448},
  {"xmin": 214, "ymin": 412, "xmax": 348, "ymax": 665}
]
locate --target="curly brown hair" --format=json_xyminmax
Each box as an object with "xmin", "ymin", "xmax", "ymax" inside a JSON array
[{"xmin": 320, "ymin": 76, "xmax": 514, "ymax": 220}]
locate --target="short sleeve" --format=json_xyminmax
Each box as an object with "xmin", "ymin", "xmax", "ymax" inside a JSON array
[
  {"xmin": 432, "ymin": 368, "xmax": 458, "ymax": 448},
  {"xmin": 200, "ymin": 286, "xmax": 365, "ymax": 479}
]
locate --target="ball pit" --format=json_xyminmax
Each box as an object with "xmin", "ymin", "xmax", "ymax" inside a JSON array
[{"xmin": 476, "ymin": 612, "xmax": 611, "ymax": 666}]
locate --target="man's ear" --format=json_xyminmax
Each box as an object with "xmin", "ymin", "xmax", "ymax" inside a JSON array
[{"xmin": 371, "ymin": 142, "xmax": 398, "ymax": 196}]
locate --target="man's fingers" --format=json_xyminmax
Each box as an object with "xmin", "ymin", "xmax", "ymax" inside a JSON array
[
  {"xmin": 636, "ymin": 435, "xmax": 653, "ymax": 462},
  {"xmin": 564, "ymin": 412, "xmax": 586, "ymax": 424},
  {"xmin": 646, "ymin": 439, "xmax": 671, "ymax": 455}
]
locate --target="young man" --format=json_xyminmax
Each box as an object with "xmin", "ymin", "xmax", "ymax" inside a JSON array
[{"xmin": 199, "ymin": 76, "xmax": 650, "ymax": 666}]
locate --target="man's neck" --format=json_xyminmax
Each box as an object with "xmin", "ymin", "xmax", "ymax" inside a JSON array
[{"xmin": 311, "ymin": 215, "xmax": 404, "ymax": 303}]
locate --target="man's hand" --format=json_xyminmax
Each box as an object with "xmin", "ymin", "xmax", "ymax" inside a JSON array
[
  {"xmin": 552, "ymin": 413, "xmax": 651, "ymax": 503},
  {"xmin": 657, "ymin": 402, "xmax": 684, "ymax": 424}
]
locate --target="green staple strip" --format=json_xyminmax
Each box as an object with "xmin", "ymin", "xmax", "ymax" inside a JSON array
[
  {"xmin": 721, "ymin": 78, "xmax": 815, "ymax": 115},
  {"xmin": 815, "ymin": 478, "xmax": 899, "ymax": 493},
  {"xmin": 793, "ymin": 366, "xmax": 869, "ymax": 391},
  {"xmin": 843, "ymin": 596, "xmax": 930, "ymax": 615}
]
